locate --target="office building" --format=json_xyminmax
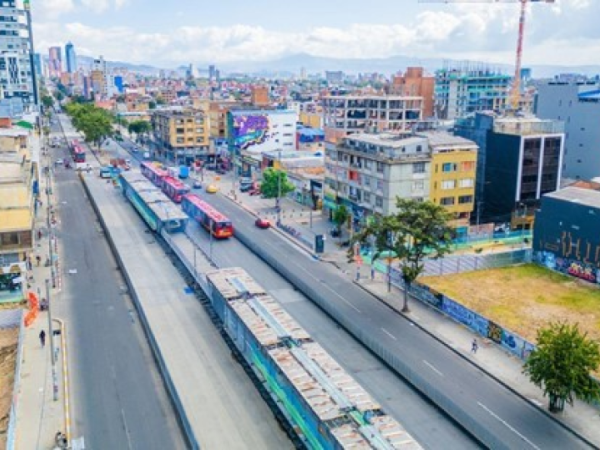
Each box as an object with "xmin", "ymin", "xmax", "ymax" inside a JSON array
[
  {"xmin": 435, "ymin": 64, "xmax": 511, "ymax": 120},
  {"xmin": 455, "ymin": 112, "xmax": 565, "ymax": 225},
  {"xmin": 90, "ymin": 56, "xmax": 107, "ymax": 99},
  {"xmin": 535, "ymin": 80, "xmax": 600, "ymax": 181},
  {"xmin": 0, "ymin": 0, "xmax": 36, "ymax": 109},
  {"xmin": 151, "ymin": 108, "xmax": 210, "ymax": 164},
  {"xmin": 208, "ymin": 65, "xmax": 216, "ymax": 81},
  {"xmin": 391, "ymin": 67, "xmax": 435, "ymax": 118},
  {"xmin": 32, "ymin": 53, "xmax": 42, "ymax": 78},
  {"xmin": 65, "ymin": 42, "xmax": 77, "ymax": 73},
  {"xmin": 534, "ymin": 186, "xmax": 600, "ymax": 284},
  {"xmin": 48, "ymin": 46, "xmax": 62, "ymax": 78},
  {"xmin": 322, "ymin": 95, "xmax": 423, "ymax": 144}
]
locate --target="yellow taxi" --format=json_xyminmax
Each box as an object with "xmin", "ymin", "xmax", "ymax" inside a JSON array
[{"xmin": 206, "ymin": 184, "xmax": 218, "ymax": 194}]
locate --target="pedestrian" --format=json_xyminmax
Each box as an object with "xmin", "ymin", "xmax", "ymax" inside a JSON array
[
  {"xmin": 26, "ymin": 255, "xmax": 32, "ymax": 271},
  {"xmin": 37, "ymin": 229, "xmax": 42, "ymax": 240},
  {"xmin": 35, "ymin": 255, "xmax": 41, "ymax": 267},
  {"xmin": 39, "ymin": 330, "xmax": 46, "ymax": 348},
  {"xmin": 471, "ymin": 339, "xmax": 478, "ymax": 354}
]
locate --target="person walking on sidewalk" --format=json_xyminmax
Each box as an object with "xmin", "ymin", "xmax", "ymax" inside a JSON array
[
  {"xmin": 35, "ymin": 255, "xmax": 41, "ymax": 267},
  {"xmin": 39, "ymin": 330, "xmax": 46, "ymax": 348},
  {"xmin": 471, "ymin": 339, "xmax": 478, "ymax": 354}
]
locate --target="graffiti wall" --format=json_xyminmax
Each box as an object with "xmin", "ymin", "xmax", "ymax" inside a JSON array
[
  {"xmin": 535, "ymin": 250, "xmax": 600, "ymax": 285},
  {"xmin": 389, "ymin": 266, "xmax": 536, "ymax": 361}
]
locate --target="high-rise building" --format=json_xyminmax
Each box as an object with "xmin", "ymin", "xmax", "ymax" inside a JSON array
[
  {"xmin": 322, "ymin": 94, "xmax": 423, "ymax": 144},
  {"xmin": 391, "ymin": 67, "xmax": 435, "ymax": 119},
  {"xmin": 90, "ymin": 56, "xmax": 107, "ymax": 99},
  {"xmin": 435, "ymin": 64, "xmax": 511, "ymax": 120},
  {"xmin": 208, "ymin": 65, "xmax": 216, "ymax": 80},
  {"xmin": 455, "ymin": 112, "xmax": 565, "ymax": 225},
  {"xmin": 0, "ymin": 0, "xmax": 36, "ymax": 109},
  {"xmin": 535, "ymin": 80, "xmax": 600, "ymax": 181},
  {"xmin": 32, "ymin": 53, "xmax": 42, "ymax": 78},
  {"xmin": 48, "ymin": 46, "xmax": 62, "ymax": 78},
  {"xmin": 65, "ymin": 42, "xmax": 77, "ymax": 73}
]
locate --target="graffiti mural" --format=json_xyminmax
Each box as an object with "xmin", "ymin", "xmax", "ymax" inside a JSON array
[
  {"xmin": 441, "ymin": 298, "xmax": 489, "ymax": 337},
  {"xmin": 232, "ymin": 114, "xmax": 271, "ymax": 151},
  {"xmin": 534, "ymin": 251, "xmax": 600, "ymax": 285}
]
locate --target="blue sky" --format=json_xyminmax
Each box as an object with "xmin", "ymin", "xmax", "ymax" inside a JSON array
[{"xmin": 32, "ymin": 0, "xmax": 600, "ymax": 67}]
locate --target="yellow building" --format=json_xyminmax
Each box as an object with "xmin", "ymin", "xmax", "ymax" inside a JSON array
[
  {"xmin": 151, "ymin": 108, "xmax": 210, "ymax": 163},
  {"xmin": 422, "ymin": 132, "xmax": 478, "ymax": 229},
  {"xmin": 0, "ymin": 127, "xmax": 35, "ymax": 302},
  {"xmin": 207, "ymin": 101, "xmax": 239, "ymax": 138},
  {"xmin": 299, "ymin": 112, "xmax": 322, "ymax": 129}
]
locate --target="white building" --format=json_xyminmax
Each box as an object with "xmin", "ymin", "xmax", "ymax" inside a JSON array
[
  {"xmin": 0, "ymin": 0, "xmax": 36, "ymax": 110},
  {"xmin": 227, "ymin": 109, "xmax": 297, "ymax": 155}
]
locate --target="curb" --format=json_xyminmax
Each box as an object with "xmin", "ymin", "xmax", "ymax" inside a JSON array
[
  {"xmin": 54, "ymin": 318, "xmax": 71, "ymax": 442},
  {"xmin": 351, "ymin": 280, "xmax": 600, "ymax": 450}
]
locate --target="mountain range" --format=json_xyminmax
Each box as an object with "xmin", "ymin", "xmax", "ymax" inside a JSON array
[{"xmin": 76, "ymin": 53, "xmax": 600, "ymax": 79}]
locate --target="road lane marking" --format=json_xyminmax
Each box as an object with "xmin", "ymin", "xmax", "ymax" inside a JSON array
[
  {"xmin": 477, "ymin": 402, "xmax": 541, "ymax": 450},
  {"xmin": 381, "ymin": 328, "xmax": 397, "ymax": 340},
  {"xmin": 423, "ymin": 360, "xmax": 444, "ymax": 377}
]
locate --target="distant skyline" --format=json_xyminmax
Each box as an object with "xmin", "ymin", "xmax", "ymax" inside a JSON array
[{"xmin": 32, "ymin": 0, "xmax": 600, "ymax": 69}]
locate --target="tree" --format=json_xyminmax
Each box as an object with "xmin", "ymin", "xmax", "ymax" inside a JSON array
[
  {"xmin": 332, "ymin": 205, "xmax": 350, "ymax": 241},
  {"xmin": 148, "ymin": 100, "xmax": 157, "ymax": 110},
  {"xmin": 128, "ymin": 120, "xmax": 151, "ymax": 136},
  {"xmin": 350, "ymin": 198, "xmax": 455, "ymax": 312},
  {"xmin": 260, "ymin": 167, "xmax": 294, "ymax": 199},
  {"xmin": 64, "ymin": 103, "xmax": 114, "ymax": 149},
  {"xmin": 41, "ymin": 95, "xmax": 54, "ymax": 110},
  {"xmin": 524, "ymin": 322, "xmax": 600, "ymax": 413}
]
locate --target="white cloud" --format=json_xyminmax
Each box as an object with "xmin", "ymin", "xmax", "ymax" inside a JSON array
[
  {"xmin": 32, "ymin": 3, "xmax": 600, "ymax": 68},
  {"xmin": 32, "ymin": 0, "xmax": 75, "ymax": 21}
]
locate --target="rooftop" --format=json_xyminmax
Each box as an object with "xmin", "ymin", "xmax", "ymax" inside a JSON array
[
  {"xmin": 544, "ymin": 187, "xmax": 600, "ymax": 210},
  {"xmin": 324, "ymin": 94, "xmax": 422, "ymax": 100},
  {"xmin": 418, "ymin": 131, "xmax": 478, "ymax": 149},
  {"xmin": 346, "ymin": 133, "xmax": 427, "ymax": 149}
]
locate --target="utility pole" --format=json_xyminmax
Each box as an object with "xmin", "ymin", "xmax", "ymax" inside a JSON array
[
  {"xmin": 209, "ymin": 218, "xmax": 214, "ymax": 261},
  {"xmin": 45, "ymin": 279, "xmax": 58, "ymax": 401},
  {"xmin": 276, "ymin": 149, "xmax": 282, "ymax": 225}
]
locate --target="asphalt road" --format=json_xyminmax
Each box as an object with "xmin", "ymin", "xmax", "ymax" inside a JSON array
[
  {"xmin": 50, "ymin": 121, "xmax": 185, "ymax": 449},
  {"xmin": 195, "ymin": 192, "xmax": 591, "ymax": 450},
  {"xmin": 112, "ymin": 135, "xmax": 591, "ymax": 449}
]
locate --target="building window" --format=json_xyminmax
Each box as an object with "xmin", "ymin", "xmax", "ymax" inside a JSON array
[
  {"xmin": 364, "ymin": 159, "xmax": 372, "ymax": 169},
  {"xmin": 376, "ymin": 162, "xmax": 384, "ymax": 173},
  {"xmin": 412, "ymin": 180, "xmax": 424, "ymax": 191},
  {"xmin": 440, "ymin": 197, "xmax": 455, "ymax": 206},
  {"xmin": 376, "ymin": 179, "xmax": 383, "ymax": 191},
  {"xmin": 375, "ymin": 196, "xmax": 383, "ymax": 207},
  {"xmin": 196, "ymin": 128, "xmax": 204, "ymax": 133},
  {"xmin": 442, "ymin": 162, "xmax": 457, "ymax": 172},
  {"xmin": 460, "ymin": 161, "xmax": 475, "ymax": 172},
  {"xmin": 413, "ymin": 162, "xmax": 426, "ymax": 173},
  {"xmin": 441, "ymin": 180, "xmax": 455, "ymax": 190},
  {"xmin": 459, "ymin": 195, "xmax": 473, "ymax": 204},
  {"xmin": 459, "ymin": 178, "xmax": 474, "ymax": 188},
  {"xmin": 364, "ymin": 192, "xmax": 371, "ymax": 203}
]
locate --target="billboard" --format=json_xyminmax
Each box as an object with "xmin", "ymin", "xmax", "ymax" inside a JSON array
[{"xmin": 229, "ymin": 110, "xmax": 297, "ymax": 154}]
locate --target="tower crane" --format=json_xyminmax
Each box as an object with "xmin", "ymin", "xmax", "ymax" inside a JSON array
[{"xmin": 419, "ymin": 0, "xmax": 555, "ymax": 110}]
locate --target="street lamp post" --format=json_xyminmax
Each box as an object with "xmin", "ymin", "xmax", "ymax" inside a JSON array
[
  {"xmin": 45, "ymin": 279, "xmax": 58, "ymax": 401},
  {"xmin": 209, "ymin": 218, "xmax": 214, "ymax": 261}
]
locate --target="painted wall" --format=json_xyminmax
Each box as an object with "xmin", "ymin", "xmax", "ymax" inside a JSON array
[{"xmin": 227, "ymin": 110, "xmax": 297, "ymax": 154}]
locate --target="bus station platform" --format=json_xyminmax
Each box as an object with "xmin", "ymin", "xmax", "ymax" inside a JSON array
[{"xmin": 80, "ymin": 172, "xmax": 292, "ymax": 449}]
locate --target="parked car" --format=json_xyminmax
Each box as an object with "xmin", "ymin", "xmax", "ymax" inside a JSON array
[
  {"xmin": 55, "ymin": 159, "xmax": 63, "ymax": 166},
  {"xmin": 240, "ymin": 184, "xmax": 253, "ymax": 193},
  {"xmin": 193, "ymin": 179, "xmax": 202, "ymax": 189},
  {"xmin": 206, "ymin": 184, "xmax": 218, "ymax": 194},
  {"xmin": 255, "ymin": 218, "xmax": 271, "ymax": 229},
  {"xmin": 329, "ymin": 227, "xmax": 341, "ymax": 238}
]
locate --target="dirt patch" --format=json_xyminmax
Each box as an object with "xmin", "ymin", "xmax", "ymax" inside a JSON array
[
  {"xmin": 421, "ymin": 264, "xmax": 600, "ymax": 345},
  {"xmin": 0, "ymin": 328, "xmax": 19, "ymax": 449},
  {"xmin": 0, "ymin": 301, "xmax": 26, "ymax": 311}
]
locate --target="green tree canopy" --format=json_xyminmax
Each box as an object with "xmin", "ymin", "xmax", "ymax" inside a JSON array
[
  {"xmin": 128, "ymin": 120, "xmax": 152, "ymax": 136},
  {"xmin": 260, "ymin": 167, "xmax": 295, "ymax": 199},
  {"xmin": 524, "ymin": 322, "xmax": 600, "ymax": 412},
  {"xmin": 41, "ymin": 95, "xmax": 53, "ymax": 110},
  {"xmin": 148, "ymin": 100, "xmax": 157, "ymax": 110},
  {"xmin": 350, "ymin": 198, "xmax": 455, "ymax": 311},
  {"xmin": 65, "ymin": 103, "xmax": 114, "ymax": 148},
  {"xmin": 332, "ymin": 205, "xmax": 350, "ymax": 239}
]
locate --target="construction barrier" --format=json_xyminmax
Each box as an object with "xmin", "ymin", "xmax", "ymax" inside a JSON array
[{"xmin": 23, "ymin": 292, "xmax": 39, "ymax": 327}]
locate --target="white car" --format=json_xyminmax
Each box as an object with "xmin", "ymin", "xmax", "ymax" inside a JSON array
[{"xmin": 55, "ymin": 159, "xmax": 63, "ymax": 165}]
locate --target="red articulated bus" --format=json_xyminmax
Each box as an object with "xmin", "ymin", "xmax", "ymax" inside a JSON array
[
  {"xmin": 162, "ymin": 176, "xmax": 190, "ymax": 203},
  {"xmin": 71, "ymin": 140, "xmax": 86, "ymax": 163},
  {"xmin": 140, "ymin": 161, "xmax": 169, "ymax": 187},
  {"xmin": 181, "ymin": 193, "xmax": 233, "ymax": 239}
]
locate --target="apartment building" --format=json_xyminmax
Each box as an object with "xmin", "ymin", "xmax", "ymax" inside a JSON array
[
  {"xmin": 324, "ymin": 134, "xmax": 431, "ymax": 225},
  {"xmin": 455, "ymin": 112, "xmax": 565, "ymax": 225},
  {"xmin": 151, "ymin": 108, "xmax": 210, "ymax": 164},
  {"xmin": 420, "ymin": 132, "xmax": 478, "ymax": 231},
  {"xmin": 435, "ymin": 65, "xmax": 511, "ymax": 120},
  {"xmin": 322, "ymin": 95, "xmax": 423, "ymax": 144},
  {"xmin": 535, "ymin": 80, "xmax": 600, "ymax": 181},
  {"xmin": 250, "ymin": 86, "xmax": 269, "ymax": 107},
  {"xmin": 207, "ymin": 100, "xmax": 239, "ymax": 138},
  {"xmin": 0, "ymin": 126, "xmax": 35, "ymax": 302}
]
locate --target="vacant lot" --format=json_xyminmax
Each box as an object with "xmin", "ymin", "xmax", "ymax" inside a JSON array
[
  {"xmin": 421, "ymin": 264, "xmax": 600, "ymax": 344},
  {"xmin": 0, "ymin": 328, "xmax": 18, "ymax": 449}
]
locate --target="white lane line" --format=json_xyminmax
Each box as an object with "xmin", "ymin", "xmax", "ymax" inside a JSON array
[
  {"xmin": 381, "ymin": 328, "xmax": 397, "ymax": 340},
  {"xmin": 477, "ymin": 402, "xmax": 541, "ymax": 450},
  {"xmin": 423, "ymin": 360, "xmax": 444, "ymax": 377}
]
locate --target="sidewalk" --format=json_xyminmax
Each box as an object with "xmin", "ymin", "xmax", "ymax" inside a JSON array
[
  {"xmin": 220, "ymin": 178, "xmax": 600, "ymax": 447},
  {"xmin": 15, "ymin": 133, "xmax": 67, "ymax": 449}
]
